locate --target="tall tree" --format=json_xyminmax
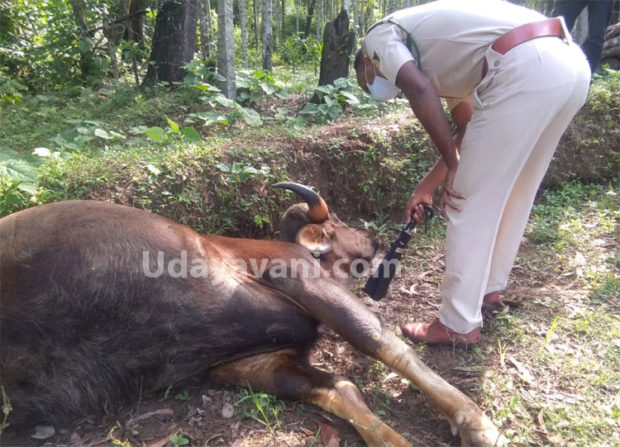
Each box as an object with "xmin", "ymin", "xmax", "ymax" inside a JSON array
[
  {"xmin": 239, "ymin": 0, "xmax": 248, "ymax": 67},
  {"xmin": 198, "ymin": 0, "xmax": 211, "ymax": 59},
  {"xmin": 262, "ymin": 0, "xmax": 273, "ymax": 70},
  {"xmin": 143, "ymin": 0, "xmax": 198, "ymax": 86},
  {"xmin": 281, "ymin": 0, "xmax": 286, "ymax": 44},
  {"xmin": 315, "ymin": 0, "xmax": 322, "ymax": 39},
  {"xmin": 304, "ymin": 0, "xmax": 317, "ymax": 37},
  {"xmin": 217, "ymin": 0, "xmax": 236, "ymax": 97},
  {"xmin": 253, "ymin": 0, "xmax": 260, "ymax": 50},
  {"xmin": 69, "ymin": 0, "xmax": 95, "ymax": 81}
]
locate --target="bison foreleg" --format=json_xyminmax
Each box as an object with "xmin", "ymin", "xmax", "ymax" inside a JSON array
[
  {"xmin": 208, "ymin": 349, "xmax": 411, "ymax": 447},
  {"xmin": 264, "ymin": 275, "xmax": 503, "ymax": 447}
]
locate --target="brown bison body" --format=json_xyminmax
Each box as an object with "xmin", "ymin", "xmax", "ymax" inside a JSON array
[{"xmin": 0, "ymin": 185, "xmax": 500, "ymax": 446}]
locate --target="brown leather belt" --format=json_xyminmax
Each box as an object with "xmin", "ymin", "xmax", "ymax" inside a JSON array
[
  {"xmin": 491, "ymin": 17, "xmax": 567, "ymax": 55},
  {"xmin": 482, "ymin": 17, "xmax": 567, "ymax": 78}
]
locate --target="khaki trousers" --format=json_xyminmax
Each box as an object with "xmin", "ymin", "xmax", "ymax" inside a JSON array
[{"xmin": 439, "ymin": 36, "xmax": 591, "ymax": 334}]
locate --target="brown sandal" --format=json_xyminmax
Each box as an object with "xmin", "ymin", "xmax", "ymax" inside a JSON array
[{"xmin": 401, "ymin": 318, "xmax": 481, "ymax": 345}]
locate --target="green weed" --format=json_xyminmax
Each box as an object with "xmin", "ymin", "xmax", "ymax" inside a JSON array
[{"xmin": 236, "ymin": 386, "xmax": 285, "ymax": 434}]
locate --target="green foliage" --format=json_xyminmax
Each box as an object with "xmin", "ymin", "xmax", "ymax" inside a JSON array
[
  {"xmin": 0, "ymin": 0, "xmax": 156, "ymax": 89},
  {"xmin": 168, "ymin": 433, "xmax": 190, "ymax": 446},
  {"xmin": 300, "ymin": 77, "xmax": 365, "ymax": 122},
  {"xmin": 587, "ymin": 272, "xmax": 619, "ymax": 305},
  {"xmin": 236, "ymin": 69, "xmax": 288, "ymax": 107},
  {"xmin": 236, "ymin": 386, "xmax": 285, "ymax": 434},
  {"xmin": 144, "ymin": 116, "xmax": 201, "ymax": 143},
  {"xmin": 528, "ymin": 182, "xmax": 618, "ymax": 246},
  {"xmin": 0, "ymin": 73, "xmax": 27, "ymax": 105},
  {"xmin": 0, "ymin": 146, "xmax": 42, "ymax": 215},
  {"xmin": 280, "ymin": 35, "xmax": 323, "ymax": 72},
  {"xmin": 183, "ymin": 58, "xmax": 221, "ymax": 85}
]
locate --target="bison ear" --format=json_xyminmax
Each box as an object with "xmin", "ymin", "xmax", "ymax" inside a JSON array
[{"xmin": 296, "ymin": 224, "xmax": 333, "ymax": 258}]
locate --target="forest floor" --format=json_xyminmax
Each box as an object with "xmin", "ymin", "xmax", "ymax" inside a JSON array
[{"xmin": 1, "ymin": 88, "xmax": 618, "ymax": 447}]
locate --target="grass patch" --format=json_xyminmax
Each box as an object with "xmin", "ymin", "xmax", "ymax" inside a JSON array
[{"xmin": 480, "ymin": 182, "xmax": 619, "ymax": 446}]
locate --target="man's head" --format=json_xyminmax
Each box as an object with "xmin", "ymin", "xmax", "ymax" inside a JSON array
[
  {"xmin": 354, "ymin": 47, "xmax": 401, "ymax": 100},
  {"xmin": 354, "ymin": 48, "xmax": 374, "ymax": 95}
]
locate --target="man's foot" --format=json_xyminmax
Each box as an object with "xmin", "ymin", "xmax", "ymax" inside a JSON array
[
  {"xmin": 483, "ymin": 292, "xmax": 502, "ymax": 307},
  {"xmin": 401, "ymin": 318, "xmax": 481, "ymax": 345}
]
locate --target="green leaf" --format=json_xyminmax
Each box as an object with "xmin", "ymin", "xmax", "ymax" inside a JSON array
[
  {"xmin": 214, "ymin": 95, "xmax": 236, "ymax": 109},
  {"xmin": 145, "ymin": 127, "xmax": 165, "ymax": 142},
  {"xmin": 94, "ymin": 128, "xmax": 112, "ymax": 140},
  {"xmin": 300, "ymin": 103, "xmax": 318, "ymax": 114},
  {"xmin": 341, "ymin": 91, "xmax": 360, "ymax": 105},
  {"xmin": 17, "ymin": 182, "xmax": 37, "ymax": 194},
  {"xmin": 181, "ymin": 127, "xmax": 201, "ymax": 142},
  {"xmin": 194, "ymin": 83, "xmax": 220, "ymax": 92},
  {"xmin": 0, "ymin": 160, "xmax": 37, "ymax": 183},
  {"xmin": 216, "ymin": 163, "xmax": 232, "ymax": 173},
  {"xmin": 77, "ymin": 39, "xmax": 92, "ymax": 54},
  {"xmin": 165, "ymin": 116, "xmax": 180, "ymax": 134},
  {"xmin": 0, "ymin": 147, "xmax": 19, "ymax": 162},
  {"xmin": 237, "ymin": 106, "xmax": 263, "ymax": 127}
]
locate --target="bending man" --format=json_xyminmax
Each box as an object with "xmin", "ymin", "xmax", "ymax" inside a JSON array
[{"xmin": 355, "ymin": 0, "xmax": 590, "ymax": 344}]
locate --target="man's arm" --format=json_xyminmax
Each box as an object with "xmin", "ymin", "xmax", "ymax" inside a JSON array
[
  {"xmin": 450, "ymin": 100, "xmax": 473, "ymax": 152},
  {"xmin": 409, "ymin": 101, "xmax": 472, "ymax": 199},
  {"xmin": 396, "ymin": 60, "xmax": 472, "ymax": 222},
  {"xmin": 396, "ymin": 60, "xmax": 459, "ymax": 170}
]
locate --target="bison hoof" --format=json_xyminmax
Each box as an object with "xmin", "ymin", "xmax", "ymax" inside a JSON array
[{"xmin": 451, "ymin": 412, "xmax": 505, "ymax": 447}]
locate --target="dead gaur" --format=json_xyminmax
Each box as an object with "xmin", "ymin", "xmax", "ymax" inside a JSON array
[{"xmin": 0, "ymin": 183, "xmax": 500, "ymax": 446}]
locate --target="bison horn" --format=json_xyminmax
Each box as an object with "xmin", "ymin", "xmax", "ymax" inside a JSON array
[{"xmin": 273, "ymin": 182, "xmax": 329, "ymax": 222}]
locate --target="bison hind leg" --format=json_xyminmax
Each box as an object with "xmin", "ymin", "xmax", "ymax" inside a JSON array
[{"xmin": 208, "ymin": 349, "xmax": 411, "ymax": 447}]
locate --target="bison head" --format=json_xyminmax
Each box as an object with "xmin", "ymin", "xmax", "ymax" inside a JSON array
[{"xmin": 274, "ymin": 182, "xmax": 381, "ymax": 282}]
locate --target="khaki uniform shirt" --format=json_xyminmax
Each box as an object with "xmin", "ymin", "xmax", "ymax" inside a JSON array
[{"xmin": 362, "ymin": 0, "xmax": 546, "ymax": 107}]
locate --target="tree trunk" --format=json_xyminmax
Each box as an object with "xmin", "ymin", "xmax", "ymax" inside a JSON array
[
  {"xmin": 123, "ymin": 0, "xmax": 146, "ymax": 43},
  {"xmin": 217, "ymin": 0, "xmax": 236, "ymax": 98},
  {"xmin": 304, "ymin": 0, "xmax": 317, "ymax": 37},
  {"xmin": 602, "ymin": 21, "xmax": 620, "ymax": 69},
  {"xmin": 69, "ymin": 0, "xmax": 94, "ymax": 82},
  {"xmin": 143, "ymin": 0, "xmax": 198, "ymax": 87},
  {"xmin": 358, "ymin": 0, "xmax": 365, "ymax": 35},
  {"xmin": 295, "ymin": 0, "xmax": 299, "ymax": 35},
  {"xmin": 262, "ymin": 0, "xmax": 273, "ymax": 70},
  {"xmin": 273, "ymin": 0, "xmax": 280, "ymax": 50},
  {"xmin": 199, "ymin": 0, "xmax": 210, "ymax": 59},
  {"xmin": 253, "ymin": 0, "xmax": 260, "ymax": 50},
  {"xmin": 315, "ymin": 0, "xmax": 322, "ymax": 39},
  {"xmin": 281, "ymin": 0, "xmax": 286, "ymax": 44},
  {"xmin": 351, "ymin": 0, "xmax": 357, "ymax": 50},
  {"xmin": 239, "ymin": 0, "xmax": 248, "ymax": 67},
  {"xmin": 312, "ymin": 8, "xmax": 354, "ymax": 102}
]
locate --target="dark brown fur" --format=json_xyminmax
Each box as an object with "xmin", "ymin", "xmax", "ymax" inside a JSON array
[
  {"xmin": 0, "ymin": 200, "xmax": 377, "ymax": 427},
  {"xmin": 0, "ymin": 199, "xmax": 502, "ymax": 447}
]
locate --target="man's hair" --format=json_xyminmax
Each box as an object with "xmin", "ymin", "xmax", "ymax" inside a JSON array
[{"xmin": 353, "ymin": 48, "xmax": 364, "ymax": 71}]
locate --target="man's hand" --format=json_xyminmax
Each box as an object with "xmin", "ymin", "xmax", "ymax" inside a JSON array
[
  {"xmin": 406, "ymin": 189, "xmax": 434, "ymax": 224},
  {"xmin": 438, "ymin": 167, "xmax": 465, "ymax": 219}
]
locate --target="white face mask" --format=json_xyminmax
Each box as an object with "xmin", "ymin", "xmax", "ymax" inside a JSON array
[{"xmin": 365, "ymin": 65, "xmax": 401, "ymax": 101}]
